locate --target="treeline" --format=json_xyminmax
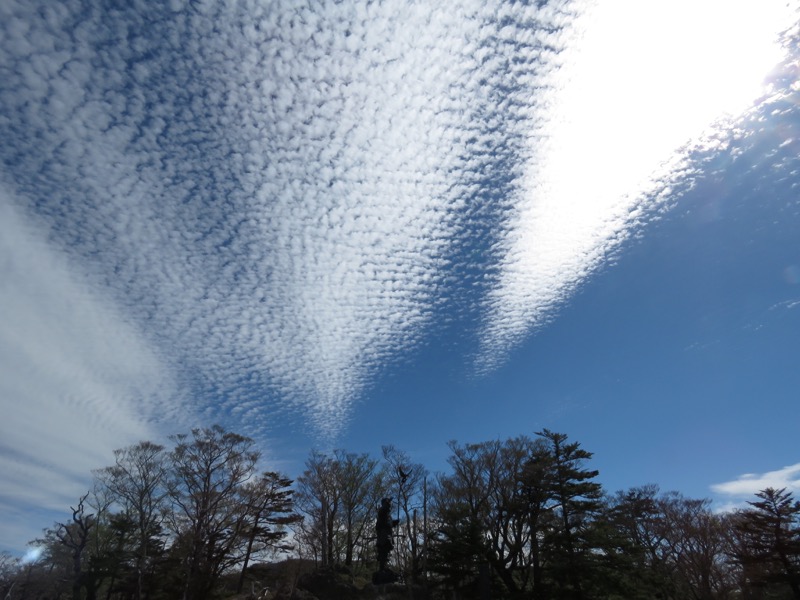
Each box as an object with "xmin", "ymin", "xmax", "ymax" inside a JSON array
[
  {"xmin": 2, "ymin": 426, "xmax": 799, "ymax": 600},
  {"xmin": 0, "ymin": 426, "xmax": 300, "ymax": 600}
]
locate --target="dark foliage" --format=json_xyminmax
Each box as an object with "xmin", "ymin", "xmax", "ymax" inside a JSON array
[{"xmin": 5, "ymin": 426, "xmax": 797, "ymax": 600}]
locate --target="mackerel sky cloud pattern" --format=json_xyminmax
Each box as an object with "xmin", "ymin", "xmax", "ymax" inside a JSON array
[
  {"xmin": 0, "ymin": 0, "xmax": 578, "ymax": 438},
  {"xmin": 2, "ymin": 0, "xmax": 799, "ymax": 553},
  {"xmin": 477, "ymin": 0, "xmax": 799, "ymax": 367}
]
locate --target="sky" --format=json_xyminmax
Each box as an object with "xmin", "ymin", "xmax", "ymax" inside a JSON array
[{"xmin": 1, "ymin": 0, "xmax": 799, "ymax": 555}]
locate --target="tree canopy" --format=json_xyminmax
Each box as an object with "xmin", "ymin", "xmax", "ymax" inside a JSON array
[{"xmin": 3, "ymin": 426, "xmax": 797, "ymax": 600}]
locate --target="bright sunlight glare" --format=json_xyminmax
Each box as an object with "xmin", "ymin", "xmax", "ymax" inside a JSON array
[
  {"xmin": 544, "ymin": 0, "xmax": 796, "ymax": 205},
  {"xmin": 482, "ymin": 0, "xmax": 797, "ymax": 357}
]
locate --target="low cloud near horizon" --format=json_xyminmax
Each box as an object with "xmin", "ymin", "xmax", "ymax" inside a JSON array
[{"xmin": 712, "ymin": 463, "xmax": 800, "ymax": 500}]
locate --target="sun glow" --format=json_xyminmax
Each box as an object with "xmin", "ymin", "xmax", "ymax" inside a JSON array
[
  {"xmin": 560, "ymin": 0, "xmax": 795, "ymax": 159},
  {"xmin": 481, "ymin": 0, "xmax": 798, "ymax": 360},
  {"xmin": 539, "ymin": 0, "xmax": 798, "ymax": 210}
]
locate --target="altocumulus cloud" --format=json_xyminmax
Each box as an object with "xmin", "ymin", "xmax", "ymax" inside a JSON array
[
  {"xmin": 0, "ymin": 0, "xmax": 798, "ymax": 552},
  {"xmin": 0, "ymin": 0, "xmax": 579, "ymax": 440},
  {"xmin": 477, "ymin": 0, "xmax": 800, "ymax": 368}
]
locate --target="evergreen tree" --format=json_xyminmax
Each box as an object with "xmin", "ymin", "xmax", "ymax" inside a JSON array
[
  {"xmin": 732, "ymin": 487, "xmax": 800, "ymax": 599},
  {"xmin": 536, "ymin": 429, "xmax": 603, "ymax": 600},
  {"xmin": 235, "ymin": 471, "xmax": 302, "ymax": 593},
  {"xmin": 604, "ymin": 485, "xmax": 680, "ymax": 599},
  {"xmin": 427, "ymin": 499, "xmax": 488, "ymax": 599}
]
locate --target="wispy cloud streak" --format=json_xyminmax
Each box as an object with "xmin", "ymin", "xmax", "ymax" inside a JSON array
[{"xmin": 0, "ymin": 194, "xmax": 184, "ymax": 551}]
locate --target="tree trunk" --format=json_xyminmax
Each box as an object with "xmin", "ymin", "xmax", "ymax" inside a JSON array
[{"xmin": 236, "ymin": 514, "xmax": 260, "ymax": 594}]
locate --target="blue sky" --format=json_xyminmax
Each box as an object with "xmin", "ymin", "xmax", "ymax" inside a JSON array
[{"xmin": 1, "ymin": 0, "xmax": 799, "ymax": 554}]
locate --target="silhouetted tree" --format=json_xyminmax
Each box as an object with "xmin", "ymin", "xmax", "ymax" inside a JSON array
[
  {"xmin": 295, "ymin": 450, "xmax": 342, "ymax": 567},
  {"xmin": 536, "ymin": 429, "xmax": 603, "ymax": 600},
  {"xmin": 0, "ymin": 552, "xmax": 22, "ymax": 600},
  {"xmin": 427, "ymin": 499, "xmax": 488, "ymax": 599},
  {"xmin": 665, "ymin": 495, "xmax": 735, "ymax": 600},
  {"xmin": 336, "ymin": 451, "xmax": 383, "ymax": 569},
  {"xmin": 52, "ymin": 493, "xmax": 96, "ymax": 600},
  {"xmin": 20, "ymin": 424, "xmax": 797, "ymax": 600},
  {"xmin": 432, "ymin": 436, "xmax": 556, "ymax": 599},
  {"xmin": 382, "ymin": 445, "xmax": 426, "ymax": 579},
  {"xmin": 295, "ymin": 449, "xmax": 386, "ymax": 571},
  {"xmin": 604, "ymin": 485, "xmax": 680, "ymax": 598},
  {"xmin": 519, "ymin": 440, "xmax": 557, "ymax": 600},
  {"xmin": 167, "ymin": 425, "xmax": 260, "ymax": 600},
  {"xmin": 731, "ymin": 487, "xmax": 800, "ymax": 599},
  {"xmin": 95, "ymin": 440, "xmax": 169, "ymax": 600},
  {"xmin": 235, "ymin": 471, "xmax": 301, "ymax": 593}
]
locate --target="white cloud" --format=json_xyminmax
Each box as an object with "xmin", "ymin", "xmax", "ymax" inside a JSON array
[
  {"xmin": 0, "ymin": 195, "xmax": 185, "ymax": 551},
  {"xmin": 0, "ymin": 0, "xmax": 572, "ymax": 548},
  {"xmin": 711, "ymin": 463, "xmax": 800, "ymax": 498},
  {"xmin": 477, "ymin": 0, "xmax": 798, "ymax": 367},
  {"xmin": 0, "ymin": 0, "xmax": 797, "ymax": 553},
  {"xmin": 0, "ymin": 0, "xmax": 582, "ymax": 441}
]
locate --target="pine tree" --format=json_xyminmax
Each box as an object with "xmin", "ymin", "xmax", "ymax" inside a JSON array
[
  {"xmin": 536, "ymin": 429, "xmax": 603, "ymax": 600},
  {"xmin": 732, "ymin": 487, "xmax": 800, "ymax": 599}
]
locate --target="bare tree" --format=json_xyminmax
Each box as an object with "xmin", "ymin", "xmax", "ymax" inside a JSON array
[
  {"xmin": 382, "ymin": 445, "xmax": 426, "ymax": 580},
  {"xmin": 54, "ymin": 493, "xmax": 96, "ymax": 600},
  {"xmin": 657, "ymin": 493, "xmax": 736, "ymax": 600},
  {"xmin": 295, "ymin": 451, "xmax": 341, "ymax": 567},
  {"xmin": 335, "ymin": 450, "xmax": 384, "ymax": 569},
  {"xmin": 295, "ymin": 450, "xmax": 385, "ymax": 571},
  {"xmin": 433, "ymin": 437, "xmax": 552, "ymax": 597},
  {"xmin": 168, "ymin": 425, "xmax": 260, "ymax": 600},
  {"xmin": 95, "ymin": 441, "xmax": 169, "ymax": 600},
  {"xmin": 0, "ymin": 552, "xmax": 22, "ymax": 600}
]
